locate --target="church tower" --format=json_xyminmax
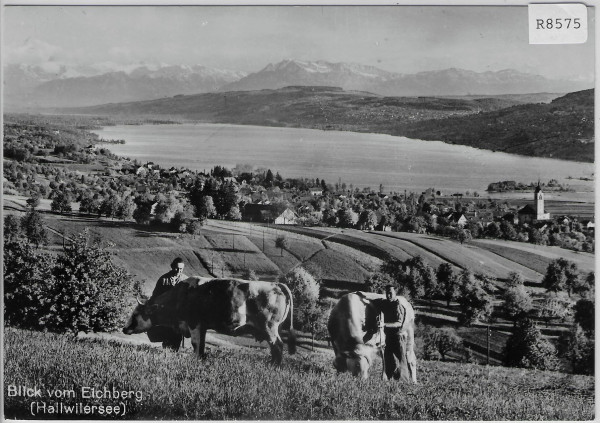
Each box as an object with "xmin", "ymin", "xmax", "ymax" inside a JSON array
[{"xmin": 534, "ymin": 182, "xmax": 550, "ymax": 220}]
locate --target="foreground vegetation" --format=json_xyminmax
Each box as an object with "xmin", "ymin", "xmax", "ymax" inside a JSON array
[{"xmin": 4, "ymin": 328, "xmax": 594, "ymax": 420}]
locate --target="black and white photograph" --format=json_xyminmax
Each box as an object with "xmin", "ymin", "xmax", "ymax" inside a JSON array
[{"xmin": 2, "ymin": 2, "xmax": 595, "ymax": 420}]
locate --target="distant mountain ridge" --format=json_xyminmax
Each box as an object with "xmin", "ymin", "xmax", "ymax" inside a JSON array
[
  {"xmin": 4, "ymin": 59, "xmax": 592, "ymax": 110},
  {"xmin": 220, "ymin": 59, "xmax": 591, "ymax": 97},
  {"xmin": 4, "ymin": 63, "xmax": 247, "ymax": 109}
]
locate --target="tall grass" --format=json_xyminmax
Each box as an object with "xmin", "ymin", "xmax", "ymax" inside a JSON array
[{"xmin": 4, "ymin": 328, "xmax": 594, "ymax": 420}]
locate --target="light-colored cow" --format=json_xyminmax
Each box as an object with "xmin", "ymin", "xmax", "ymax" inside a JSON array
[
  {"xmin": 328, "ymin": 291, "xmax": 416, "ymax": 381},
  {"xmin": 123, "ymin": 277, "xmax": 296, "ymax": 364}
]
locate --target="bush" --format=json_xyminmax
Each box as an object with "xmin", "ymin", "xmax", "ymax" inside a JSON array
[
  {"xmin": 502, "ymin": 284, "xmax": 533, "ymax": 322},
  {"xmin": 503, "ymin": 318, "xmax": 559, "ymax": 371},
  {"xmin": 4, "ymin": 229, "xmax": 136, "ymax": 335},
  {"xmin": 279, "ymin": 267, "xmax": 321, "ymax": 333},
  {"xmin": 364, "ymin": 272, "xmax": 395, "ymax": 294},
  {"xmin": 4, "ymin": 238, "xmax": 57, "ymax": 330},
  {"xmin": 558, "ymin": 324, "xmax": 594, "ymax": 375},
  {"xmin": 21, "ymin": 209, "xmax": 48, "ymax": 247},
  {"xmin": 422, "ymin": 326, "xmax": 462, "ymax": 361}
]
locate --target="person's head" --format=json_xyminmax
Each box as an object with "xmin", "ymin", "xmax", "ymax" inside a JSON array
[
  {"xmin": 385, "ymin": 285, "xmax": 396, "ymax": 301},
  {"xmin": 170, "ymin": 257, "xmax": 185, "ymax": 275}
]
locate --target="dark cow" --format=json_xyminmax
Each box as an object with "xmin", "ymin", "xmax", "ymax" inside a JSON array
[
  {"xmin": 123, "ymin": 277, "xmax": 296, "ymax": 364},
  {"xmin": 328, "ymin": 291, "xmax": 416, "ymax": 381}
]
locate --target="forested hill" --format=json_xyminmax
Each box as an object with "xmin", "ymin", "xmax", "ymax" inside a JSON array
[
  {"xmin": 395, "ymin": 89, "xmax": 594, "ymax": 162},
  {"xmin": 61, "ymin": 87, "xmax": 593, "ymax": 162}
]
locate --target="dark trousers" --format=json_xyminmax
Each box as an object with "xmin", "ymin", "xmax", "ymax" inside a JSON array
[{"xmin": 384, "ymin": 329, "xmax": 410, "ymax": 382}]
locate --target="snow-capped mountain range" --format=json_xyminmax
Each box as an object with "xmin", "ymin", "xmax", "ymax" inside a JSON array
[{"xmin": 4, "ymin": 59, "xmax": 592, "ymax": 110}]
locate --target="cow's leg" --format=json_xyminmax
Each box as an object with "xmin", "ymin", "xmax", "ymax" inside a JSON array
[
  {"xmin": 190, "ymin": 324, "xmax": 202, "ymax": 356},
  {"xmin": 190, "ymin": 323, "xmax": 207, "ymax": 358},
  {"xmin": 265, "ymin": 326, "xmax": 284, "ymax": 365},
  {"xmin": 199, "ymin": 326, "xmax": 207, "ymax": 357}
]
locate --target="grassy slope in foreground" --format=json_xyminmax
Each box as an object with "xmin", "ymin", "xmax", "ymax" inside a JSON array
[{"xmin": 4, "ymin": 328, "xmax": 594, "ymax": 420}]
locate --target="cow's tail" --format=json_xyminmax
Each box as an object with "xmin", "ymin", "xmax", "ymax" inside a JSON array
[{"xmin": 278, "ymin": 282, "xmax": 297, "ymax": 355}]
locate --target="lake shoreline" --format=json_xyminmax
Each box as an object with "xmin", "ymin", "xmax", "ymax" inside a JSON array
[{"xmin": 93, "ymin": 122, "xmax": 595, "ymax": 199}]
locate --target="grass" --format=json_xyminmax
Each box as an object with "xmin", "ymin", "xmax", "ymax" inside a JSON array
[{"xmin": 4, "ymin": 328, "xmax": 594, "ymax": 420}]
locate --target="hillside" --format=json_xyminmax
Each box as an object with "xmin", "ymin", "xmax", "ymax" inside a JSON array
[
  {"xmin": 396, "ymin": 89, "xmax": 594, "ymax": 162},
  {"xmin": 4, "ymin": 328, "xmax": 594, "ymax": 420},
  {"xmin": 62, "ymin": 86, "xmax": 594, "ymax": 162},
  {"xmin": 6, "ymin": 197, "xmax": 593, "ymax": 363}
]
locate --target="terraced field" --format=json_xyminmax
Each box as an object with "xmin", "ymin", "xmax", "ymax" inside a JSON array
[
  {"xmin": 472, "ymin": 238, "xmax": 595, "ymax": 275},
  {"xmin": 374, "ymin": 231, "xmax": 543, "ymax": 282}
]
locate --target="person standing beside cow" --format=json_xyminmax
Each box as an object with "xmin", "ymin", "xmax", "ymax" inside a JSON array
[
  {"xmin": 152, "ymin": 257, "xmax": 188, "ymax": 298},
  {"xmin": 376, "ymin": 285, "xmax": 417, "ymax": 383},
  {"xmin": 148, "ymin": 257, "xmax": 189, "ymax": 350}
]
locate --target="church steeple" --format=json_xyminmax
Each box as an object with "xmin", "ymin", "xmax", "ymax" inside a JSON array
[{"xmin": 535, "ymin": 180, "xmax": 544, "ymax": 219}]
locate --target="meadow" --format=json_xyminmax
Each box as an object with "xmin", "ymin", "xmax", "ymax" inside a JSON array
[
  {"xmin": 5, "ymin": 198, "xmax": 595, "ymax": 374},
  {"xmin": 4, "ymin": 328, "xmax": 594, "ymax": 420}
]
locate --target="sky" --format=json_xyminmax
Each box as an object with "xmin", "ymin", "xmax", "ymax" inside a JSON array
[{"xmin": 2, "ymin": 5, "xmax": 595, "ymax": 81}]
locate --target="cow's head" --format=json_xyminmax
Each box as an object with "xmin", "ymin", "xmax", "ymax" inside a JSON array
[
  {"xmin": 122, "ymin": 296, "xmax": 156, "ymax": 334},
  {"xmin": 334, "ymin": 345, "xmax": 373, "ymax": 379}
]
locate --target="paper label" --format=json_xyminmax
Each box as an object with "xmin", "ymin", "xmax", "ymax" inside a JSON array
[{"xmin": 529, "ymin": 4, "xmax": 588, "ymax": 44}]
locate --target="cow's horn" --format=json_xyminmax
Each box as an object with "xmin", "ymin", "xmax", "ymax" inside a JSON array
[{"xmin": 136, "ymin": 294, "xmax": 144, "ymax": 305}]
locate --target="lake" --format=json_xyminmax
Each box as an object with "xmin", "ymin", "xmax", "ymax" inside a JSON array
[{"xmin": 93, "ymin": 123, "xmax": 594, "ymax": 197}]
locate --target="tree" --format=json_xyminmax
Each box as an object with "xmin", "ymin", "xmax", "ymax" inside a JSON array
[
  {"xmin": 485, "ymin": 221, "xmax": 502, "ymax": 238},
  {"xmin": 186, "ymin": 219, "xmax": 204, "ymax": 237},
  {"xmin": 197, "ymin": 195, "xmax": 216, "ymax": 219},
  {"xmin": 265, "ymin": 169, "xmax": 274, "ymax": 187},
  {"xmin": 26, "ymin": 194, "xmax": 40, "ymax": 209},
  {"xmin": 275, "ymin": 235, "xmax": 290, "ymax": 257},
  {"xmin": 4, "ymin": 215, "xmax": 22, "ymax": 242},
  {"xmin": 456, "ymin": 228, "xmax": 472, "ymax": 244},
  {"xmin": 227, "ymin": 205, "xmax": 242, "ymax": 221},
  {"xmin": 358, "ymin": 209, "xmax": 378, "ymax": 230},
  {"xmin": 500, "ymin": 221, "xmax": 518, "ymax": 241},
  {"xmin": 50, "ymin": 230, "xmax": 136, "ymax": 335},
  {"xmin": 50, "ymin": 190, "xmax": 72, "ymax": 214},
  {"xmin": 214, "ymin": 182, "xmax": 239, "ymax": 218},
  {"xmin": 502, "ymin": 284, "xmax": 533, "ymax": 323},
  {"xmin": 20, "ymin": 209, "xmax": 48, "ymax": 247},
  {"xmin": 457, "ymin": 269, "xmax": 493, "ymax": 326},
  {"xmin": 437, "ymin": 263, "xmax": 458, "ymax": 306},
  {"xmin": 542, "ymin": 258, "xmax": 580, "ymax": 296},
  {"xmin": 133, "ymin": 195, "xmax": 154, "ymax": 225},
  {"xmin": 422, "ymin": 326, "xmax": 463, "ymax": 361},
  {"xmin": 116, "ymin": 194, "xmax": 136, "ymax": 221},
  {"xmin": 154, "ymin": 192, "xmax": 181, "ymax": 224},
  {"xmin": 280, "ymin": 267, "xmax": 320, "ymax": 332},
  {"xmin": 365, "ymin": 272, "xmax": 396, "ymax": 294},
  {"xmin": 4, "ymin": 236, "xmax": 56, "ymax": 330},
  {"xmin": 537, "ymin": 293, "xmax": 571, "ymax": 327},
  {"xmin": 338, "ymin": 208, "xmax": 358, "ymax": 228},
  {"xmin": 558, "ymin": 324, "xmax": 594, "ymax": 375},
  {"xmin": 505, "ymin": 271, "xmax": 525, "ymax": 288},
  {"xmin": 408, "ymin": 216, "xmax": 427, "ymax": 233},
  {"xmin": 503, "ymin": 318, "xmax": 558, "ymax": 371},
  {"xmin": 573, "ymin": 298, "xmax": 594, "ymax": 334}
]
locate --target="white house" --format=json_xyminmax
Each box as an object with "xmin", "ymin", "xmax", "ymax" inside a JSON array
[{"xmin": 274, "ymin": 208, "xmax": 299, "ymax": 225}]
